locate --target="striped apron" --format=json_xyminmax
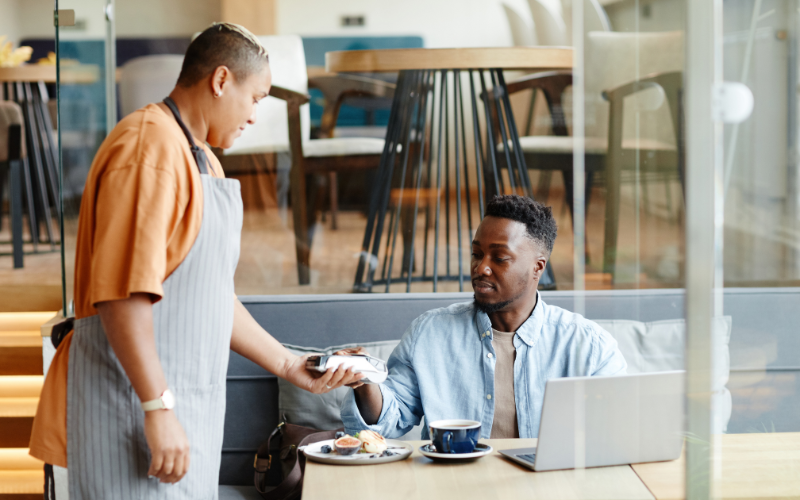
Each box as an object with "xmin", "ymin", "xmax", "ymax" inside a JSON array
[{"xmin": 66, "ymin": 168, "xmax": 242, "ymax": 498}]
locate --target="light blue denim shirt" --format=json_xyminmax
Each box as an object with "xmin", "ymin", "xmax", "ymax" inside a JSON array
[{"xmin": 341, "ymin": 294, "xmax": 627, "ymax": 439}]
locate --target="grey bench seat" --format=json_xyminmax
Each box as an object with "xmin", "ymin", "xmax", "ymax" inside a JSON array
[{"xmin": 222, "ymin": 289, "xmax": 800, "ymax": 489}]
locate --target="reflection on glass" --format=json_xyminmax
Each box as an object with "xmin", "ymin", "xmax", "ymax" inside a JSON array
[
  {"xmin": 715, "ymin": 0, "xmax": 800, "ymax": 497},
  {"xmin": 58, "ymin": 0, "xmax": 110, "ymax": 315}
]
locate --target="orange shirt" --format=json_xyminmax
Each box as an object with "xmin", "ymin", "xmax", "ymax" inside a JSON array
[{"xmin": 29, "ymin": 103, "xmax": 224, "ymax": 466}]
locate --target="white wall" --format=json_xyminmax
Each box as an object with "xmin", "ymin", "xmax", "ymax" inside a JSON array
[
  {"xmin": 116, "ymin": 0, "xmax": 219, "ymax": 37},
  {"xmin": 0, "ymin": 0, "xmax": 20, "ymax": 44},
  {"xmin": 11, "ymin": 0, "xmax": 524, "ymax": 46},
  {"xmin": 276, "ymin": 0, "xmax": 522, "ymax": 48},
  {"xmin": 12, "ymin": 0, "xmax": 219, "ymax": 42},
  {"xmin": 13, "ymin": 0, "xmax": 57, "ymax": 39}
]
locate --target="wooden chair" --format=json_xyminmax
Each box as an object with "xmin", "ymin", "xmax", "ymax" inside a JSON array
[
  {"xmin": 120, "ymin": 45, "xmax": 394, "ymax": 286},
  {"xmin": 0, "ymin": 101, "xmax": 27, "ymax": 268},
  {"xmin": 224, "ymin": 35, "xmax": 394, "ymax": 285},
  {"xmin": 307, "ymin": 73, "xmax": 395, "ymax": 229},
  {"xmin": 119, "ymin": 54, "xmax": 185, "ymax": 117},
  {"xmin": 492, "ymin": 31, "xmax": 684, "ymax": 280}
]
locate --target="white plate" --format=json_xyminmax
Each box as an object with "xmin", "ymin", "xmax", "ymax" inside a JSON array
[
  {"xmin": 418, "ymin": 443, "xmax": 494, "ymax": 461},
  {"xmin": 301, "ymin": 439, "xmax": 413, "ymax": 465}
]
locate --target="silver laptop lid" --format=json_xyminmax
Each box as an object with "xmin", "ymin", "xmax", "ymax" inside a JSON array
[{"xmin": 535, "ymin": 371, "xmax": 685, "ymax": 471}]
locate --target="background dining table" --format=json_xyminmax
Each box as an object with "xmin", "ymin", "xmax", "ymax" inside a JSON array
[
  {"xmin": 325, "ymin": 47, "xmax": 572, "ymax": 294},
  {"xmin": 302, "ymin": 434, "xmax": 800, "ymax": 500}
]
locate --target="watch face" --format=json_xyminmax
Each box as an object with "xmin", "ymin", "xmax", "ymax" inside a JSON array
[{"xmin": 162, "ymin": 389, "xmax": 176, "ymax": 410}]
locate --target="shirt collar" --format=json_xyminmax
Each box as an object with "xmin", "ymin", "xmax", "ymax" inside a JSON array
[{"xmin": 475, "ymin": 291, "xmax": 543, "ymax": 347}]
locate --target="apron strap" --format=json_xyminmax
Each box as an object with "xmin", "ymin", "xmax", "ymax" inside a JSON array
[{"xmin": 163, "ymin": 97, "xmax": 210, "ymax": 175}]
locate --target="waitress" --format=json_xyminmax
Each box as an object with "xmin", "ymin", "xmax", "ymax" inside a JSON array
[{"xmin": 29, "ymin": 23, "xmax": 364, "ymax": 499}]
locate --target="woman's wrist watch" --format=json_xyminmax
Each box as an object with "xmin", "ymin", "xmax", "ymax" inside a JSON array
[{"xmin": 141, "ymin": 389, "xmax": 176, "ymax": 412}]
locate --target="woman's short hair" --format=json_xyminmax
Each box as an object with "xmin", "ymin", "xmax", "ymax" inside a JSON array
[{"xmin": 177, "ymin": 23, "xmax": 269, "ymax": 88}]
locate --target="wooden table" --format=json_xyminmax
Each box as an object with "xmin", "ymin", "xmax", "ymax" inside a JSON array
[
  {"xmin": 303, "ymin": 439, "xmax": 655, "ymax": 500},
  {"xmin": 305, "ymin": 434, "xmax": 800, "ymax": 500},
  {"xmin": 633, "ymin": 433, "xmax": 800, "ymax": 500},
  {"xmin": 326, "ymin": 48, "xmax": 572, "ymax": 294}
]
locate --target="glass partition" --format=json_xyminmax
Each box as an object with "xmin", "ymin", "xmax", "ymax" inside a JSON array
[
  {"xmin": 45, "ymin": 0, "xmax": 797, "ymax": 494},
  {"xmin": 56, "ymin": 0, "xmax": 113, "ymax": 315}
]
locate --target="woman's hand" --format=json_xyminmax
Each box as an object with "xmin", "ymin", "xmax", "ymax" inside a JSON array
[
  {"xmin": 283, "ymin": 355, "xmax": 365, "ymax": 394},
  {"xmin": 332, "ymin": 347, "xmax": 370, "ymax": 389},
  {"xmin": 144, "ymin": 410, "xmax": 191, "ymax": 483}
]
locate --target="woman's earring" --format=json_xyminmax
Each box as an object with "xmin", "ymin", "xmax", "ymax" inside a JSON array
[{"xmin": 214, "ymin": 92, "xmax": 221, "ymax": 98}]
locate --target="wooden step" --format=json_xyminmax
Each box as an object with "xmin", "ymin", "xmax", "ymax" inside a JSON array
[
  {"xmin": 0, "ymin": 349, "xmax": 42, "ymax": 376},
  {"xmin": 0, "ymin": 377, "xmax": 43, "ymax": 398},
  {"xmin": 0, "ymin": 333, "xmax": 43, "ymax": 376},
  {"xmin": 0, "ymin": 378, "xmax": 41, "ymax": 448},
  {"xmin": 0, "ymin": 449, "xmax": 44, "ymax": 497},
  {"xmin": 0, "ymin": 313, "xmax": 56, "ymax": 333},
  {"xmin": 0, "ymin": 471, "xmax": 43, "ymax": 496},
  {"xmin": 0, "ymin": 333, "xmax": 42, "ymax": 349},
  {"xmin": 0, "ymin": 418, "xmax": 35, "ymax": 449},
  {"xmin": 0, "ymin": 449, "xmax": 43, "ymax": 470},
  {"xmin": 0, "ymin": 284, "xmax": 61, "ymax": 313}
]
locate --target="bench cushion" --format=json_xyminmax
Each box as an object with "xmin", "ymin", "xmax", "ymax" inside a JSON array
[{"xmin": 596, "ymin": 316, "xmax": 732, "ymax": 432}]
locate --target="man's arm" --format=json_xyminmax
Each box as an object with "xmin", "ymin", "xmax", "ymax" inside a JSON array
[
  {"xmin": 229, "ymin": 298, "xmax": 364, "ymax": 393},
  {"xmin": 97, "ymin": 293, "xmax": 189, "ymax": 485},
  {"xmin": 330, "ymin": 347, "xmax": 383, "ymax": 424},
  {"xmin": 340, "ymin": 325, "xmax": 425, "ymax": 437}
]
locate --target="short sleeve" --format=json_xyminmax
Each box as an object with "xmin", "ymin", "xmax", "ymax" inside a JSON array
[{"xmin": 89, "ymin": 164, "xmax": 180, "ymax": 306}]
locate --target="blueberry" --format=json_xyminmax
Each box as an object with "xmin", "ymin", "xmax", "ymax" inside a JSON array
[
  {"xmin": 320, "ymin": 445, "xmax": 332, "ymax": 454},
  {"xmin": 334, "ymin": 431, "xmax": 345, "ymax": 439},
  {"xmin": 380, "ymin": 450, "xmax": 395, "ymax": 457}
]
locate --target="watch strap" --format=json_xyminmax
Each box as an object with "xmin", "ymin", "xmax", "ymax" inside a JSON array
[{"xmin": 141, "ymin": 389, "xmax": 174, "ymax": 412}]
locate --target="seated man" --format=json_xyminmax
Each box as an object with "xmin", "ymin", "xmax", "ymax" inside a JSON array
[{"xmin": 341, "ymin": 195, "xmax": 627, "ymax": 439}]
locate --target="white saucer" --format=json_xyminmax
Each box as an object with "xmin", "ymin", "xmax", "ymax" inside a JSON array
[{"xmin": 419, "ymin": 443, "xmax": 494, "ymax": 461}]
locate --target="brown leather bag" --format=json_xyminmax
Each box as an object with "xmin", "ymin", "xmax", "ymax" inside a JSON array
[{"xmin": 254, "ymin": 422, "xmax": 343, "ymax": 500}]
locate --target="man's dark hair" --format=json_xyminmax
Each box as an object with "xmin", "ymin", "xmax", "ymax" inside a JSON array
[
  {"xmin": 177, "ymin": 23, "xmax": 269, "ymax": 88},
  {"xmin": 484, "ymin": 195, "xmax": 557, "ymax": 255}
]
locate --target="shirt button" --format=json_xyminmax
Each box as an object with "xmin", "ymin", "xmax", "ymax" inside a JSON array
[
  {"xmin": 487, "ymin": 394, "xmax": 492, "ymax": 400},
  {"xmin": 487, "ymin": 353, "xmax": 494, "ymax": 359}
]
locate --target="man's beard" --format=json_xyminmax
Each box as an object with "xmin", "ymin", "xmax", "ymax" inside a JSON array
[{"xmin": 473, "ymin": 295, "xmax": 513, "ymax": 314}]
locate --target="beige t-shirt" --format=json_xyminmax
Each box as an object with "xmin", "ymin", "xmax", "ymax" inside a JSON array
[{"xmin": 490, "ymin": 329, "xmax": 520, "ymax": 438}]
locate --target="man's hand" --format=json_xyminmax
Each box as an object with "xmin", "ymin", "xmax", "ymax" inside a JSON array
[
  {"xmin": 145, "ymin": 410, "xmax": 190, "ymax": 484},
  {"xmin": 332, "ymin": 347, "xmax": 384, "ymax": 424},
  {"xmin": 283, "ymin": 354, "xmax": 365, "ymax": 394}
]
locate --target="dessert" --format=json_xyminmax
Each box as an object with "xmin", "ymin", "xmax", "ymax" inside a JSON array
[{"xmin": 357, "ymin": 430, "xmax": 388, "ymax": 454}]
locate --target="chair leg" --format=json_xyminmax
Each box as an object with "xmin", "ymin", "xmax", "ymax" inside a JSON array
[
  {"xmin": 10, "ymin": 158, "xmax": 24, "ymax": 269},
  {"xmin": 329, "ymin": 172, "xmax": 338, "ymax": 230},
  {"xmin": 0, "ymin": 162, "xmax": 5, "ymax": 233},
  {"xmin": 537, "ymin": 171, "xmax": 552, "ymax": 204},
  {"xmin": 561, "ymin": 169, "xmax": 591, "ymax": 264},
  {"xmin": 603, "ymin": 156, "xmax": 622, "ymax": 277},
  {"xmin": 290, "ymin": 161, "xmax": 311, "ymax": 285},
  {"xmin": 8, "ymin": 124, "xmax": 24, "ymax": 268}
]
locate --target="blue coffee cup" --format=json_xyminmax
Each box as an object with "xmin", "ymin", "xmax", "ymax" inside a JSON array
[{"xmin": 429, "ymin": 419, "xmax": 481, "ymax": 454}]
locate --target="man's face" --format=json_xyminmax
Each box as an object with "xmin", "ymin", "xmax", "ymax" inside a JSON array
[{"xmin": 471, "ymin": 216, "xmax": 546, "ymax": 314}]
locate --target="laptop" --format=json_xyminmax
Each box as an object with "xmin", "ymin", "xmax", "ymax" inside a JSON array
[{"xmin": 499, "ymin": 371, "xmax": 684, "ymax": 471}]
